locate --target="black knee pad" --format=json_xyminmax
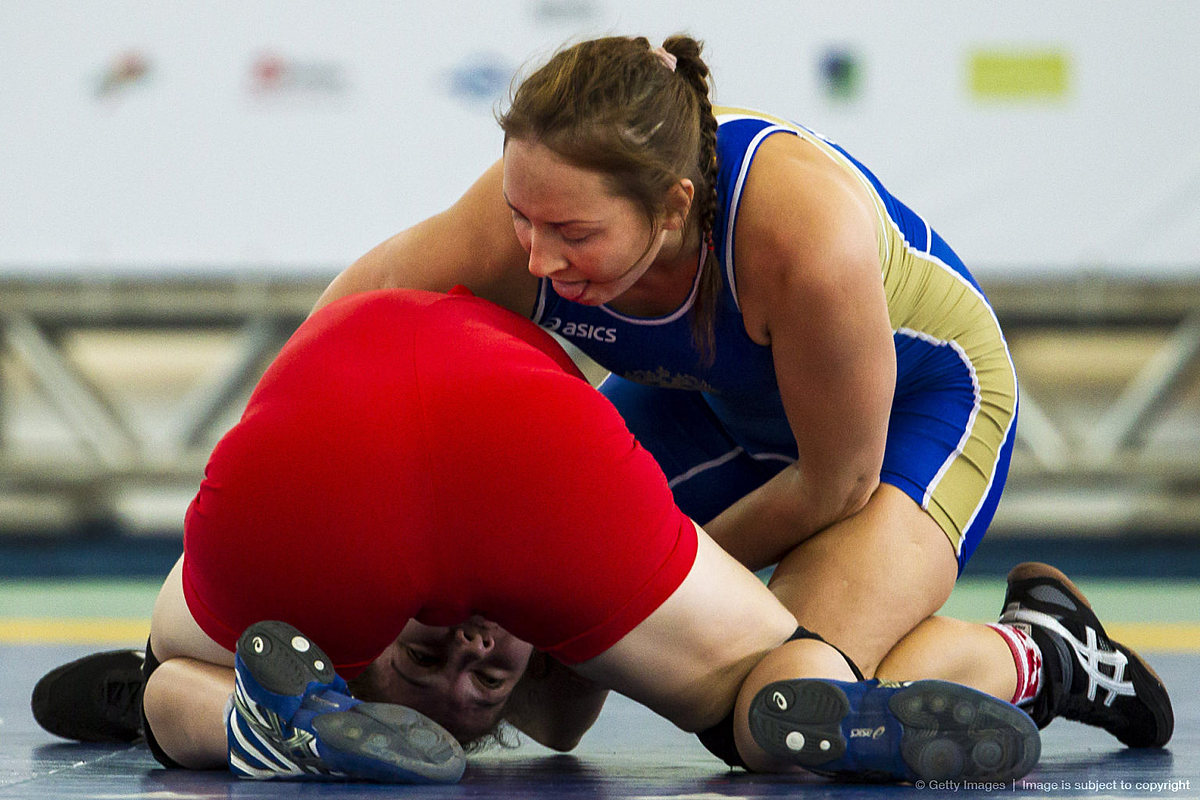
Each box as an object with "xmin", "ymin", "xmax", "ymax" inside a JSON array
[
  {"xmin": 798, "ymin": 626, "xmax": 865, "ymax": 681},
  {"xmin": 694, "ymin": 625, "xmax": 864, "ymax": 768}
]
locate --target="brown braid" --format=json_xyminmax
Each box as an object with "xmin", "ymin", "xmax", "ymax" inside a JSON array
[{"xmin": 663, "ymin": 35, "xmax": 721, "ymax": 362}]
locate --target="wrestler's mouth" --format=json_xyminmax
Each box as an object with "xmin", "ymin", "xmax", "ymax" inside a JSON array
[{"xmin": 552, "ymin": 279, "xmax": 589, "ymax": 302}]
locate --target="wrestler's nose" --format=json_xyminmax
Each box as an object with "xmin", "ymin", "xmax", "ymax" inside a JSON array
[
  {"xmin": 527, "ymin": 229, "xmax": 568, "ymax": 278},
  {"xmin": 454, "ymin": 626, "xmax": 493, "ymax": 656}
]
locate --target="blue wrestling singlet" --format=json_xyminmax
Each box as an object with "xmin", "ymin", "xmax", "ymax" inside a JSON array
[{"xmin": 530, "ymin": 108, "xmax": 1018, "ymax": 572}]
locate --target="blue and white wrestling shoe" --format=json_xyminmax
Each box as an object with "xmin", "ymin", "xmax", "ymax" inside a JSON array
[
  {"xmin": 228, "ymin": 620, "xmax": 466, "ymax": 783},
  {"xmin": 748, "ymin": 678, "xmax": 1040, "ymax": 783}
]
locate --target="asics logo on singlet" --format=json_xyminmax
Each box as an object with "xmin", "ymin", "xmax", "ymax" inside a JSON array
[{"xmin": 542, "ymin": 317, "xmax": 617, "ymax": 343}]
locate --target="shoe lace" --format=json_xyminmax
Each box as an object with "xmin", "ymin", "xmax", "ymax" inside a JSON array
[{"xmin": 102, "ymin": 678, "xmax": 144, "ymax": 723}]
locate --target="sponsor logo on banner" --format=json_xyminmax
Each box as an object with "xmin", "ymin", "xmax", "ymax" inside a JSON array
[
  {"xmin": 818, "ymin": 47, "xmax": 862, "ymax": 102},
  {"xmin": 530, "ymin": 0, "xmax": 601, "ymax": 24},
  {"xmin": 447, "ymin": 53, "xmax": 515, "ymax": 105},
  {"xmin": 95, "ymin": 50, "xmax": 151, "ymax": 100},
  {"xmin": 968, "ymin": 48, "xmax": 1070, "ymax": 102},
  {"xmin": 249, "ymin": 52, "xmax": 349, "ymax": 100}
]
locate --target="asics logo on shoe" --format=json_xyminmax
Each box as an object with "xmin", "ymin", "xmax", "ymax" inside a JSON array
[
  {"xmin": 772, "ymin": 691, "xmax": 789, "ymax": 711},
  {"xmin": 230, "ymin": 690, "xmax": 326, "ymax": 778},
  {"xmin": 1002, "ymin": 608, "xmax": 1136, "ymax": 706},
  {"xmin": 1075, "ymin": 626, "xmax": 1134, "ymax": 707},
  {"xmin": 850, "ymin": 726, "xmax": 887, "ymax": 740},
  {"xmin": 235, "ymin": 688, "xmax": 318, "ymax": 757}
]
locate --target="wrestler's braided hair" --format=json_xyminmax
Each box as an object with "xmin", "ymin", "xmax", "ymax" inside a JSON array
[
  {"xmin": 662, "ymin": 34, "xmax": 721, "ymax": 360},
  {"xmin": 499, "ymin": 34, "xmax": 722, "ymax": 361}
]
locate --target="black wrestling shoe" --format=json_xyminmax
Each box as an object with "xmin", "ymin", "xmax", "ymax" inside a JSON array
[
  {"xmin": 748, "ymin": 678, "xmax": 1039, "ymax": 783},
  {"xmin": 31, "ymin": 649, "xmax": 146, "ymax": 743},
  {"xmin": 998, "ymin": 562, "xmax": 1174, "ymax": 748}
]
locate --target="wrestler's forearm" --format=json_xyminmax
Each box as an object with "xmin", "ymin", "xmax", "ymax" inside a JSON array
[
  {"xmin": 312, "ymin": 225, "xmax": 443, "ymax": 313},
  {"xmin": 704, "ymin": 463, "xmax": 874, "ymax": 572},
  {"xmin": 312, "ymin": 159, "xmax": 534, "ymax": 317}
]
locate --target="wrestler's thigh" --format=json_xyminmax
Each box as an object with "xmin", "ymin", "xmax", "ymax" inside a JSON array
[
  {"xmin": 767, "ymin": 484, "xmax": 958, "ymax": 676},
  {"xmin": 572, "ymin": 523, "xmax": 795, "ymax": 732},
  {"xmin": 149, "ymin": 556, "xmax": 234, "ymax": 667}
]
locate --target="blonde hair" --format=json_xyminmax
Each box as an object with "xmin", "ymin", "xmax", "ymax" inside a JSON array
[{"xmin": 499, "ymin": 35, "xmax": 721, "ymax": 359}]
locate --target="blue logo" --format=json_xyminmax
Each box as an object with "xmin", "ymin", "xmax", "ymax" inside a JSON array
[{"xmin": 447, "ymin": 53, "xmax": 513, "ymax": 104}]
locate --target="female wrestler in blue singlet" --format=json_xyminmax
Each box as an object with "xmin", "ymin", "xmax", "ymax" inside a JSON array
[
  {"xmin": 317, "ymin": 35, "xmax": 1171, "ymax": 763},
  {"xmin": 531, "ymin": 106, "xmax": 1016, "ymax": 574}
]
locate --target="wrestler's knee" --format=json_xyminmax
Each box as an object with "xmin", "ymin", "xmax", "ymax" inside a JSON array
[{"xmin": 142, "ymin": 657, "xmax": 232, "ymax": 770}]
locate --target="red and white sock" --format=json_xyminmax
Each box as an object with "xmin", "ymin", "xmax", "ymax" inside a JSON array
[{"xmin": 988, "ymin": 622, "xmax": 1044, "ymax": 706}]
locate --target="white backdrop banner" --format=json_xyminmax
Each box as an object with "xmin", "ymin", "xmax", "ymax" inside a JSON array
[{"xmin": 2, "ymin": 0, "xmax": 1198, "ymax": 278}]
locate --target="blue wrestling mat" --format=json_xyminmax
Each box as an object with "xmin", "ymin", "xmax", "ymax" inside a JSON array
[{"xmin": 1, "ymin": 639, "xmax": 1195, "ymax": 800}]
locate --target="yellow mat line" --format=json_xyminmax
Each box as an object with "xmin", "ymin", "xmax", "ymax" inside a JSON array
[
  {"xmin": 2, "ymin": 618, "xmax": 1199, "ymax": 652},
  {"xmin": 0, "ymin": 618, "xmax": 150, "ymax": 644},
  {"xmin": 1105, "ymin": 622, "xmax": 1200, "ymax": 653}
]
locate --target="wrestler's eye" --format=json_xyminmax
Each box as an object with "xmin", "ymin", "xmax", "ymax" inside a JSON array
[
  {"xmin": 475, "ymin": 672, "xmax": 504, "ymax": 690},
  {"xmin": 405, "ymin": 647, "xmax": 440, "ymax": 667}
]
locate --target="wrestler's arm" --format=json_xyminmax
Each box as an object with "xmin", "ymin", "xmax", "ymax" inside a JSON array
[
  {"xmin": 502, "ymin": 651, "xmax": 610, "ymax": 751},
  {"xmin": 703, "ymin": 134, "xmax": 896, "ymax": 569},
  {"xmin": 313, "ymin": 159, "xmax": 537, "ymax": 317}
]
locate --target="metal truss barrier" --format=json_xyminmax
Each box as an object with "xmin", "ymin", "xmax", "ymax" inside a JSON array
[
  {"xmin": 2, "ymin": 275, "xmax": 1198, "ymax": 539},
  {"xmin": 985, "ymin": 277, "xmax": 1200, "ymax": 538}
]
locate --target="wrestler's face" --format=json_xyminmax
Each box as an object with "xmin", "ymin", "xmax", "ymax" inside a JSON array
[
  {"xmin": 352, "ymin": 617, "xmax": 533, "ymax": 744},
  {"xmin": 503, "ymin": 138, "xmax": 678, "ymax": 306}
]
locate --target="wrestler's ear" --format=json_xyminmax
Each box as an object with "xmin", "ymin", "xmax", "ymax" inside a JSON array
[{"xmin": 662, "ymin": 179, "xmax": 694, "ymax": 231}]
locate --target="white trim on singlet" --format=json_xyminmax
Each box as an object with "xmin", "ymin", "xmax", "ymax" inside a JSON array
[
  {"xmin": 666, "ymin": 446, "xmax": 796, "ymax": 490},
  {"xmin": 721, "ymin": 123, "xmax": 793, "ymax": 314},
  {"xmin": 592, "ymin": 246, "xmax": 707, "ymax": 326}
]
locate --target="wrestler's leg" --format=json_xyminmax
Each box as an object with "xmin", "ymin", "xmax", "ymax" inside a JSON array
[
  {"xmin": 142, "ymin": 555, "xmax": 235, "ymax": 768},
  {"xmin": 875, "ymin": 615, "xmax": 1017, "ymax": 701},
  {"xmin": 570, "ymin": 523, "xmax": 799, "ymax": 733},
  {"xmin": 143, "ymin": 556, "xmax": 467, "ymax": 781},
  {"xmin": 143, "ymin": 660, "xmax": 233, "ymax": 768},
  {"xmin": 878, "ymin": 566, "xmax": 1174, "ymax": 749},
  {"xmin": 765, "ymin": 483, "xmax": 959, "ymax": 678},
  {"xmin": 572, "ymin": 522, "xmax": 1036, "ymax": 782},
  {"xmin": 725, "ymin": 498, "xmax": 1039, "ymax": 781}
]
